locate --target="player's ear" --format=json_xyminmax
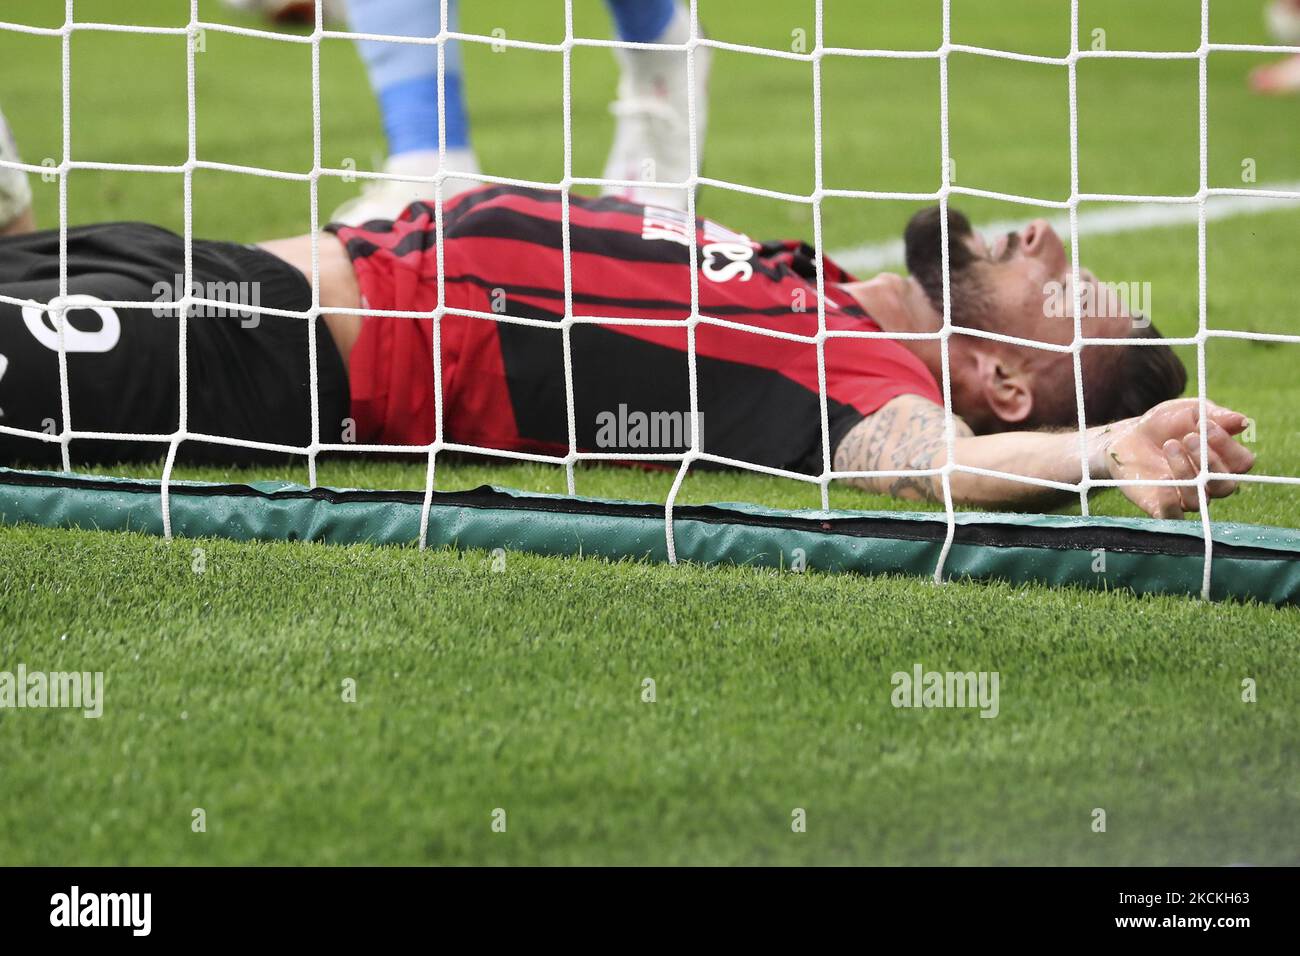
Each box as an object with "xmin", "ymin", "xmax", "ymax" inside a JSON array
[{"xmin": 974, "ymin": 351, "xmax": 1033, "ymax": 424}]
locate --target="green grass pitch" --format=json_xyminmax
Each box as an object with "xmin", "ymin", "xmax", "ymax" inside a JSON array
[{"xmin": 0, "ymin": 0, "xmax": 1297, "ymax": 864}]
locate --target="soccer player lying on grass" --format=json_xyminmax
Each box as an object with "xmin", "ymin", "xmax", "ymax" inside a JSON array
[{"xmin": 0, "ymin": 187, "xmax": 1254, "ymax": 520}]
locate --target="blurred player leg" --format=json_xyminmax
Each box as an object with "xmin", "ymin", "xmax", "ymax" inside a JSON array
[
  {"xmin": 331, "ymin": 0, "xmax": 481, "ymax": 225},
  {"xmin": 331, "ymin": 0, "xmax": 713, "ymax": 224},
  {"xmin": 1251, "ymin": 0, "xmax": 1300, "ymax": 94},
  {"xmin": 600, "ymin": 0, "xmax": 711, "ymax": 211},
  {"xmin": 219, "ymin": 0, "xmax": 348, "ymax": 26},
  {"xmin": 0, "ymin": 106, "xmax": 34, "ymax": 236}
]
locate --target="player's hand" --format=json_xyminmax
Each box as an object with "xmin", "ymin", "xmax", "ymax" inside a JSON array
[{"xmin": 1100, "ymin": 398, "xmax": 1255, "ymax": 519}]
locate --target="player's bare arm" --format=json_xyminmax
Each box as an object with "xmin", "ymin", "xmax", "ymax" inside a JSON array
[
  {"xmin": 834, "ymin": 394, "xmax": 1256, "ymax": 518},
  {"xmin": 831, "ymin": 395, "xmax": 971, "ymax": 506},
  {"xmin": 257, "ymin": 232, "xmax": 364, "ymax": 365}
]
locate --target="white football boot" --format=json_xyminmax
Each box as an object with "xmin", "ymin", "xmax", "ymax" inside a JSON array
[
  {"xmin": 329, "ymin": 148, "xmax": 484, "ymax": 226},
  {"xmin": 0, "ymin": 106, "xmax": 34, "ymax": 235},
  {"xmin": 601, "ymin": 5, "xmax": 711, "ymax": 211}
]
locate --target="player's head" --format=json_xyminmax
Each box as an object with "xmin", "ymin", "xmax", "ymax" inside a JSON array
[{"xmin": 903, "ymin": 205, "xmax": 1186, "ymax": 432}]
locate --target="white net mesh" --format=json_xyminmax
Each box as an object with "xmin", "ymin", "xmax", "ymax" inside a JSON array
[{"xmin": 1, "ymin": 0, "xmax": 1298, "ymax": 600}]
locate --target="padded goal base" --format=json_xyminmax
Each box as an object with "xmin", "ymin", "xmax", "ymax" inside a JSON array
[{"xmin": 1, "ymin": 467, "xmax": 1299, "ymax": 605}]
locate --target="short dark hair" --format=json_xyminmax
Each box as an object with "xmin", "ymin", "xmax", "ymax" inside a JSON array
[
  {"xmin": 1025, "ymin": 323, "xmax": 1188, "ymax": 429},
  {"xmin": 1082, "ymin": 323, "xmax": 1188, "ymax": 425},
  {"xmin": 903, "ymin": 205, "xmax": 988, "ymax": 327}
]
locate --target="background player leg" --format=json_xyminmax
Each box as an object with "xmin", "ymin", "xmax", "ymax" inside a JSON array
[
  {"xmin": 332, "ymin": 0, "xmax": 482, "ymax": 225},
  {"xmin": 1251, "ymin": 0, "xmax": 1300, "ymax": 93},
  {"xmin": 0, "ymin": 105, "xmax": 34, "ymax": 236},
  {"xmin": 333, "ymin": 0, "xmax": 711, "ymax": 224},
  {"xmin": 601, "ymin": 0, "xmax": 711, "ymax": 211},
  {"xmin": 219, "ymin": 0, "xmax": 348, "ymax": 28}
]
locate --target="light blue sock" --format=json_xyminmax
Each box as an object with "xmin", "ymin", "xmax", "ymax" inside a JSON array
[
  {"xmin": 349, "ymin": 0, "xmax": 470, "ymax": 156},
  {"xmin": 605, "ymin": 0, "xmax": 678, "ymax": 43}
]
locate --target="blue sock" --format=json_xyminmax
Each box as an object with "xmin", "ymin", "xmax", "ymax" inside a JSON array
[
  {"xmin": 605, "ymin": 0, "xmax": 678, "ymax": 43},
  {"xmin": 376, "ymin": 72, "xmax": 469, "ymax": 156},
  {"xmin": 349, "ymin": 0, "xmax": 470, "ymax": 156}
]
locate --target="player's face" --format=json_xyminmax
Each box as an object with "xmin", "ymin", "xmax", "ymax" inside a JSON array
[{"xmin": 963, "ymin": 220, "xmax": 1136, "ymax": 346}]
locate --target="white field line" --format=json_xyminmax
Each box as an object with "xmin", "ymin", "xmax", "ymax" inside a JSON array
[{"xmin": 826, "ymin": 181, "xmax": 1300, "ymax": 275}]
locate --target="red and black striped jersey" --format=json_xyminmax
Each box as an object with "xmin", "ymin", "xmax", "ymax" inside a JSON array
[{"xmin": 326, "ymin": 185, "xmax": 941, "ymax": 474}]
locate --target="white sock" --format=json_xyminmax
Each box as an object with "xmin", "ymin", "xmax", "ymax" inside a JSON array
[
  {"xmin": 386, "ymin": 147, "xmax": 481, "ymax": 177},
  {"xmin": 620, "ymin": 3, "xmax": 692, "ymax": 87}
]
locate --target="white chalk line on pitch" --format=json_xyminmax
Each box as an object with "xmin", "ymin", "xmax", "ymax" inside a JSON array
[{"xmin": 825, "ymin": 181, "xmax": 1300, "ymax": 275}]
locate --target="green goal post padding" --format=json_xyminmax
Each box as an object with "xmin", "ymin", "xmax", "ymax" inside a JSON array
[{"xmin": 2, "ymin": 467, "xmax": 1299, "ymax": 605}]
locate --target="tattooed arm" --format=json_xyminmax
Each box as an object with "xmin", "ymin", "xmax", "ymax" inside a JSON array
[
  {"xmin": 832, "ymin": 395, "xmax": 977, "ymax": 505},
  {"xmin": 832, "ymin": 394, "xmax": 1256, "ymax": 516}
]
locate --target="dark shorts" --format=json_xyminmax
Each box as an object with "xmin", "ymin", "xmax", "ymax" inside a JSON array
[{"xmin": 0, "ymin": 222, "xmax": 349, "ymax": 467}]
